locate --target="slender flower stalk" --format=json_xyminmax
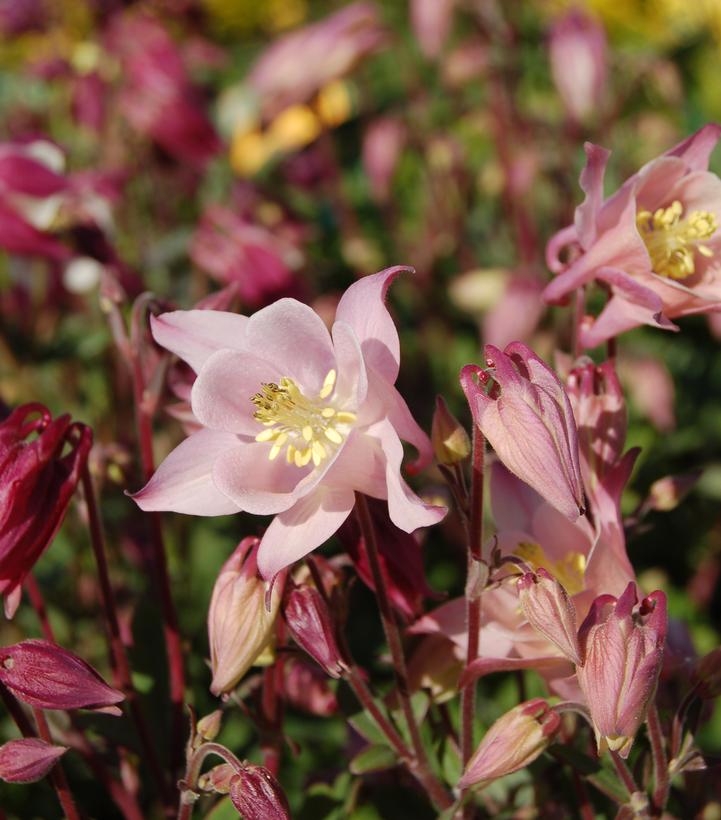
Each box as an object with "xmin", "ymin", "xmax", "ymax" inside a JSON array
[
  {"xmin": 32, "ymin": 708, "xmax": 81, "ymax": 820},
  {"xmin": 355, "ymin": 494, "xmax": 452, "ymax": 811},
  {"xmin": 647, "ymin": 703, "xmax": 670, "ymax": 814}
]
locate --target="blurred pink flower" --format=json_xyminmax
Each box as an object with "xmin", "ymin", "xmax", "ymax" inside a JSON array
[
  {"xmin": 545, "ymin": 126, "xmax": 721, "ymax": 347},
  {"xmin": 0, "ymin": 739, "xmax": 67, "ymax": 784},
  {"xmin": 460, "ymin": 699, "xmax": 560, "ymax": 789},
  {"xmin": 577, "ymin": 584, "xmax": 667, "ymax": 757},
  {"xmin": 410, "ymin": 0, "xmax": 456, "ymax": 59},
  {"xmin": 618, "ymin": 356, "xmax": 676, "ymax": 432},
  {"xmin": 460, "ymin": 342, "xmax": 584, "ymax": 521},
  {"xmin": 247, "ymin": 3, "xmax": 385, "ymax": 119},
  {"xmin": 362, "ymin": 117, "xmax": 406, "ymax": 202},
  {"xmin": 190, "ymin": 205, "xmax": 301, "ymax": 307},
  {"xmin": 107, "ymin": 13, "xmax": 220, "ymax": 167},
  {"xmin": 483, "ymin": 275, "xmax": 546, "ymax": 349},
  {"xmin": 133, "ymin": 266, "xmax": 445, "ymax": 579},
  {"xmin": 549, "ymin": 9, "xmax": 607, "ymax": 124},
  {"xmin": 0, "ymin": 404, "xmax": 92, "ymax": 618}
]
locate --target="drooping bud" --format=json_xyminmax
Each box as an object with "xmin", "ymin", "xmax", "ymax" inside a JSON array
[
  {"xmin": 692, "ymin": 648, "xmax": 721, "ymax": 700},
  {"xmin": 229, "ymin": 764, "xmax": 291, "ymax": 820},
  {"xmin": 0, "ymin": 738, "xmax": 68, "ymax": 783},
  {"xmin": 0, "ymin": 640, "xmax": 124, "ymax": 715},
  {"xmin": 517, "ymin": 568, "xmax": 582, "ymax": 665},
  {"xmin": 198, "ymin": 763, "xmax": 236, "ymax": 794},
  {"xmin": 283, "ymin": 585, "xmax": 345, "ymax": 678},
  {"xmin": 208, "ymin": 538, "xmax": 283, "ymax": 696},
  {"xmin": 577, "ymin": 584, "xmax": 667, "ymax": 758},
  {"xmin": 460, "ymin": 343, "xmax": 584, "ymax": 520},
  {"xmin": 459, "ymin": 699, "xmax": 561, "ymax": 789},
  {"xmin": 283, "ymin": 657, "xmax": 338, "ymax": 716},
  {"xmin": 431, "ymin": 395, "xmax": 471, "ymax": 465}
]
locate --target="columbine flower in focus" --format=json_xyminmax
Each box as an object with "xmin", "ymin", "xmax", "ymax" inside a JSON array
[
  {"xmin": 0, "ymin": 404, "xmax": 92, "ymax": 618},
  {"xmin": 544, "ymin": 126, "xmax": 721, "ymax": 347},
  {"xmin": 460, "ymin": 342, "xmax": 584, "ymax": 520},
  {"xmin": 459, "ymin": 699, "xmax": 560, "ymax": 789},
  {"xmin": 577, "ymin": 583, "xmax": 667, "ymax": 758},
  {"xmin": 133, "ymin": 266, "xmax": 445, "ymax": 580}
]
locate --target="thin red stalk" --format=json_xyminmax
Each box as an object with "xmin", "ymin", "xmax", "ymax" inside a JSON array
[
  {"xmin": 345, "ymin": 667, "xmax": 409, "ymax": 760},
  {"xmin": 178, "ymin": 742, "xmax": 244, "ymax": 820},
  {"xmin": 355, "ymin": 494, "xmax": 452, "ymax": 811},
  {"xmin": 131, "ymin": 356, "xmax": 186, "ymax": 774},
  {"xmin": 647, "ymin": 704, "xmax": 670, "ymax": 815},
  {"xmin": 32, "ymin": 709, "xmax": 81, "ymax": 820},
  {"xmin": 610, "ymin": 751, "xmax": 638, "ymax": 799},
  {"xmin": 260, "ymin": 664, "xmax": 281, "ymax": 776},
  {"xmin": 461, "ymin": 426, "xmax": 485, "ymax": 774},
  {"xmin": 81, "ymin": 466, "xmax": 174, "ymax": 809},
  {"xmin": 25, "ymin": 573, "xmax": 145, "ymax": 820}
]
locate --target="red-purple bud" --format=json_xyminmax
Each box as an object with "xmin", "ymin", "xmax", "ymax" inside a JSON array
[
  {"xmin": 198, "ymin": 763, "xmax": 236, "ymax": 794},
  {"xmin": 460, "ymin": 699, "xmax": 561, "ymax": 788},
  {"xmin": 283, "ymin": 657, "xmax": 338, "ymax": 716},
  {"xmin": 284, "ymin": 586, "xmax": 345, "ymax": 678},
  {"xmin": 0, "ymin": 640, "xmax": 124, "ymax": 715},
  {"xmin": 229, "ymin": 764, "xmax": 291, "ymax": 820},
  {"xmin": 517, "ymin": 567, "xmax": 581, "ymax": 665},
  {"xmin": 0, "ymin": 738, "xmax": 68, "ymax": 783},
  {"xmin": 0, "ymin": 404, "xmax": 92, "ymax": 617}
]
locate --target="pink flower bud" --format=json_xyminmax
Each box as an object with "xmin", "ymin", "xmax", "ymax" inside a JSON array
[
  {"xmin": 0, "ymin": 738, "xmax": 67, "ymax": 783},
  {"xmin": 460, "ymin": 343, "xmax": 584, "ymax": 520},
  {"xmin": 198, "ymin": 763, "xmax": 236, "ymax": 794},
  {"xmin": 517, "ymin": 568, "xmax": 582, "ymax": 665},
  {"xmin": 577, "ymin": 584, "xmax": 667, "ymax": 758},
  {"xmin": 0, "ymin": 404, "xmax": 92, "ymax": 617},
  {"xmin": 0, "ymin": 640, "xmax": 124, "ymax": 715},
  {"xmin": 459, "ymin": 699, "xmax": 561, "ymax": 788},
  {"xmin": 208, "ymin": 538, "xmax": 283, "ymax": 696},
  {"xmin": 283, "ymin": 586, "xmax": 345, "ymax": 678},
  {"xmin": 229, "ymin": 764, "xmax": 290, "ymax": 820},
  {"xmin": 283, "ymin": 657, "xmax": 338, "ymax": 716},
  {"xmin": 549, "ymin": 9, "xmax": 607, "ymax": 124}
]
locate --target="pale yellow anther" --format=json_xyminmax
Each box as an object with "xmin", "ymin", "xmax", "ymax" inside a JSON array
[
  {"xmin": 637, "ymin": 199, "xmax": 718, "ymax": 280},
  {"xmin": 250, "ymin": 372, "xmax": 355, "ymax": 469}
]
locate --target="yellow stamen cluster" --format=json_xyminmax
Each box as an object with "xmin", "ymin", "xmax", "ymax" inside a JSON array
[
  {"xmin": 636, "ymin": 200, "xmax": 717, "ymax": 280},
  {"xmin": 514, "ymin": 542, "xmax": 587, "ymax": 597},
  {"xmin": 251, "ymin": 369, "xmax": 356, "ymax": 468}
]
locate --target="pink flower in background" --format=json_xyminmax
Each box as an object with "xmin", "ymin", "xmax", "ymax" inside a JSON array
[
  {"xmin": 545, "ymin": 126, "xmax": 721, "ymax": 347},
  {"xmin": 460, "ymin": 342, "xmax": 584, "ymax": 520},
  {"xmin": 549, "ymin": 9, "xmax": 607, "ymax": 124},
  {"xmin": 410, "ymin": 0, "xmax": 456, "ymax": 59},
  {"xmin": 133, "ymin": 266, "xmax": 445, "ymax": 579},
  {"xmin": 618, "ymin": 356, "xmax": 676, "ymax": 432},
  {"xmin": 577, "ymin": 584, "xmax": 667, "ymax": 757},
  {"xmin": 107, "ymin": 14, "xmax": 220, "ymax": 167},
  {"xmin": 362, "ymin": 117, "xmax": 407, "ymax": 202},
  {"xmin": 190, "ymin": 205, "xmax": 301, "ymax": 307}
]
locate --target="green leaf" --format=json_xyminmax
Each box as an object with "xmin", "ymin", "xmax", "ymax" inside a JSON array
[
  {"xmin": 348, "ymin": 709, "xmax": 392, "ymax": 747},
  {"xmin": 205, "ymin": 796, "xmax": 239, "ymax": 819},
  {"xmin": 349, "ymin": 744, "xmax": 398, "ymax": 775}
]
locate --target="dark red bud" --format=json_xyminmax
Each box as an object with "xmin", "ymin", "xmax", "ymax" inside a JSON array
[
  {"xmin": 0, "ymin": 738, "xmax": 67, "ymax": 783},
  {"xmin": 229, "ymin": 764, "xmax": 290, "ymax": 820},
  {"xmin": 283, "ymin": 586, "xmax": 345, "ymax": 678}
]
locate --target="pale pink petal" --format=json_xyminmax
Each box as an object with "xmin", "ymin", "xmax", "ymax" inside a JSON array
[
  {"xmin": 323, "ymin": 430, "xmax": 387, "ymax": 498},
  {"xmin": 257, "ymin": 486, "xmax": 357, "ymax": 579},
  {"xmin": 545, "ymin": 225, "xmax": 578, "ymax": 274},
  {"xmin": 331, "ymin": 320, "xmax": 368, "ymax": 407},
  {"xmin": 490, "ymin": 462, "xmax": 541, "ymax": 532},
  {"xmin": 244, "ymin": 298, "xmax": 335, "ymax": 394},
  {"xmin": 191, "ymin": 349, "xmax": 279, "ymax": 436},
  {"xmin": 664, "ymin": 123, "xmax": 721, "ymax": 172},
  {"xmin": 574, "ymin": 143, "xmax": 610, "ymax": 249},
  {"xmin": 150, "ymin": 310, "xmax": 249, "ymax": 373},
  {"xmin": 460, "ymin": 655, "xmax": 570, "ymax": 687},
  {"xmin": 372, "ymin": 419, "xmax": 446, "ymax": 532},
  {"xmin": 132, "ymin": 429, "xmax": 241, "ymax": 515},
  {"xmin": 335, "ymin": 266, "xmax": 411, "ymax": 383}
]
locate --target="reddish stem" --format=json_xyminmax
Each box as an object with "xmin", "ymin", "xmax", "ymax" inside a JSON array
[
  {"xmin": 32, "ymin": 709, "xmax": 81, "ymax": 820},
  {"xmin": 647, "ymin": 703, "xmax": 670, "ymax": 815}
]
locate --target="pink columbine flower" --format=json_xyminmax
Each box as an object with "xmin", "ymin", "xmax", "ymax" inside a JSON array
[
  {"xmin": 0, "ymin": 640, "xmax": 124, "ymax": 715},
  {"xmin": 0, "ymin": 738, "xmax": 67, "ymax": 784},
  {"xmin": 410, "ymin": 0, "xmax": 456, "ymax": 59},
  {"xmin": 548, "ymin": 9, "xmax": 607, "ymax": 125},
  {"xmin": 0, "ymin": 404, "xmax": 92, "ymax": 618},
  {"xmin": 133, "ymin": 266, "xmax": 444, "ymax": 580},
  {"xmin": 460, "ymin": 342, "xmax": 584, "ymax": 521},
  {"xmin": 577, "ymin": 583, "xmax": 667, "ymax": 758},
  {"xmin": 544, "ymin": 126, "xmax": 721, "ymax": 347},
  {"xmin": 459, "ymin": 699, "xmax": 560, "ymax": 789}
]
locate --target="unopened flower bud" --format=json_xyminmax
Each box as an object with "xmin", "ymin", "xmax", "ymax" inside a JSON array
[
  {"xmin": 647, "ymin": 472, "xmax": 701, "ymax": 513},
  {"xmin": 284, "ymin": 586, "xmax": 345, "ymax": 678},
  {"xmin": 198, "ymin": 763, "xmax": 235, "ymax": 794},
  {"xmin": 229, "ymin": 764, "xmax": 291, "ymax": 820},
  {"xmin": 208, "ymin": 538, "xmax": 284, "ymax": 696},
  {"xmin": 459, "ymin": 699, "xmax": 560, "ymax": 788},
  {"xmin": 692, "ymin": 648, "xmax": 721, "ymax": 700},
  {"xmin": 432, "ymin": 395, "xmax": 471, "ymax": 465},
  {"xmin": 196, "ymin": 710, "xmax": 223, "ymax": 743},
  {"xmin": 518, "ymin": 568, "xmax": 581, "ymax": 665},
  {"xmin": 0, "ymin": 640, "xmax": 124, "ymax": 715},
  {"xmin": 0, "ymin": 738, "xmax": 68, "ymax": 783}
]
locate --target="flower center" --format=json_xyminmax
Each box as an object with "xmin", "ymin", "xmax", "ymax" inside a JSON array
[
  {"xmin": 251, "ymin": 369, "xmax": 356, "ymax": 468},
  {"xmin": 514, "ymin": 542, "xmax": 587, "ymax": 596},
  {"xmin": 636, "ymin": 200, "xmax": 717, "ymax": 280}
]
